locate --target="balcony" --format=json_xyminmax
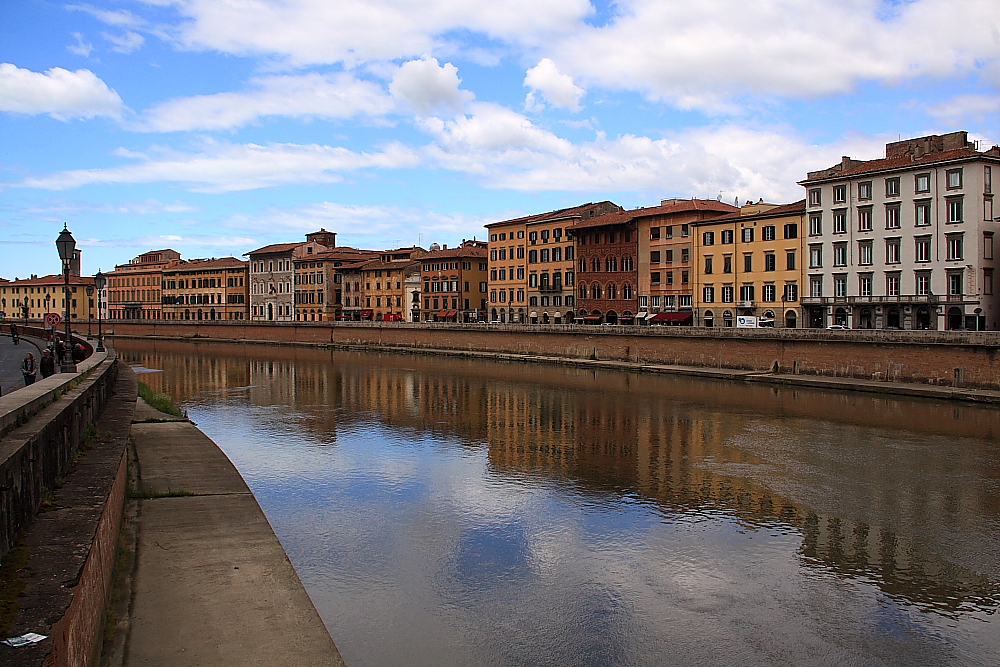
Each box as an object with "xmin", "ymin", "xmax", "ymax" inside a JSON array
[
  {"xmin": 799, "ymin": 295, "xmax": 961, "ymax": 306},
  {"xmin": 537, "ymin": 284, "xmax": 564, "ymax": 293},
  {"xmin": 736, "ymin": 300, "xmax": 756, "ymax": 309}
]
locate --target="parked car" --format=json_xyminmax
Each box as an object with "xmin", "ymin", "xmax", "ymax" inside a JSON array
[{"xmin": 827, "ymin": 324, "xmax": 848, "ymax": 330}]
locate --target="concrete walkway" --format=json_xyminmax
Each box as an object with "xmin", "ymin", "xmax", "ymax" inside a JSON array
[
  {"xmin": 125, "ymin": 399, "xmax": 345, "ymax": 667},
  {"xmin": 0, "ymin": 334, "xmax": 43, "ymax": 397}
]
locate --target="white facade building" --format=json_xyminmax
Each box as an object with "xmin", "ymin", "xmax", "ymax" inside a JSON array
[
  {"xmin": 799, "ymin": 132, "xmax": 1000, "ymax": 330},
  {"xmin": 247, "ymin": 229, "xmax": 337, "ymax": 321}
]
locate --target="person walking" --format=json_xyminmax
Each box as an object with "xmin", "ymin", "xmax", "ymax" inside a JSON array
[
  {"xmin": 72, "ymin": 343, "xmax": 86, "ymax": 363},
  {"xmin": 9, "ymin": 323, "xmax": 19, "ymax": 345},
  {"xmin": 55, "ymin": 338, "xmax": 66, "ymax": 364},
  {"xmin": 40, "ymin": 349, "xmax": 56, "ymax": 378},
  {"xmin": 21, "ymin": 352, "xmax": 37, "ymax": 386}
]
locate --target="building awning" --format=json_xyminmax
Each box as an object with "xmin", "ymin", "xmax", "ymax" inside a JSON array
[
  {"xmin": 649, "ymin": 312, "xmax": 693, "ymax": 323},
  {"xmin": 619, "ymin": 313, "xmax": 635, "ymax": 320},
  {"xmin": 360, "ymin": 309, "xmax": 374, "ymax": 317},
  {"xmin": 582, "ymin": 315, "xmax": 602, "ymax": 321},
  {"xmin": 437, "ymin": 310, "xmax": 457, "ymax": 318}
]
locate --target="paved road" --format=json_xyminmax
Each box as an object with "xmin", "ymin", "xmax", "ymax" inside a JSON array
[{"xmin": 0, "ymin": 333, "xmax": 43, "ymax": 397}]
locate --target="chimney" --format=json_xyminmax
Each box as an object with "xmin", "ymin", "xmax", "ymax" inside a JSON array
[{"xmin": 443, "ymin": 244, "xmax": 448, "ymax": 249}]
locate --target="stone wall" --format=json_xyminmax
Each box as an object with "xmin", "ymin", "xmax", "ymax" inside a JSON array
[{"xmin": 104, "ymin": 320, "xmax": 1000, "ymax": 389}]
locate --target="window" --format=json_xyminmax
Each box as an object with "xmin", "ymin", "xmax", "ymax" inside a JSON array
[
  {"xmin": 809, "ymin": 245, "xmax": 823, "ymax": 268},
  {"xmin": 722, "ymin": 286, "xmax": 734, "ymax": 302},
  {"xmin": 667, "ymin": 271, "xmax": 674, "ymax": 285},
  {"xmin": 517, "ymin": 247, "xmax": 524, "ymax": 259},
  {"xmin": 858, "ymin": 207, "xmax": 872, "ymax": 231},
  {"xmin": 809, "ymin": 214, "xmax": 822, "ymax": 236},
  {"xmin": 651, "ymin": 251, "xmax": 661, "ymax": 263},
  {"xmin": 916, "ymin": 272, "xmax": 931, "ymax": 296},
  {"xmin": 783, "ymin": 223, "xmax": 798, "ymax": 239},
  {"xmin": 490, "ymin": 233, "xmax": 498, "ymax": 242},
  {"xmin": 721, "ymin": 229, "xmax": 734, "ymax": 244},
  {"xmin": 859, "ymin": 274, "xmax": 873, "ymax": 297},
  {"xmin": 947, "ymin": 168, "xmax": 963, "ymax": 189},
  {"xmin": 540, "ymin": 249, "xmax": 550, "ymax": 263},
  {"xmin": 885, "ymin": 177, "xmax": 900, "ymax": 197},
  {"xmin": 762, "ymin": 284, "xmax": 776, "ymax": 302},
  {"xmin": 783, "ymin": 283, "xmax": 798, "ymax": 301},
  {"xmin": 764, "ymin": 253, "xmax": 776, "ymax": 271},
  {"xmin": 985, "ymin": 232, "xmax": 994, "ymax": 259},
  {"xmin": 809, "ymin": 188, "xmax": 822, "ymax": 206},
  {"xmin": 947, "ymin": 234, "xmax": 964, "ymax": 261},
  {"xmin": 744, "ymin": 254, "xmax": 753, "ymax": 272},
  {"xmin": 651, "ymin": 272, "xmax": 661, "ymax": 285},
  {"xmin": 703, "ymin": 231, "xmax": 715, "ymax": 245},
  {"xmin": 949, "ymin": 272, "xmax": 963, "ymax": 296},
  {"xmin": 681, "ymin": 248, "xmax": 690, "ymax": 263},
  {"xmin": 987, "ymin": 198, "xmax": 994, "ymax": 221},
  {"xmin": 681, "ymin": 271, "xmax": 689, "ymax": 284},
  {"xmin": 553, "ymin": 228, "xmax": 562, "ymax": 240},
  {"xmin": 915, "ymin": 237, "xmax": 931, "ymax": 263},
  {"xmin": 809, "ymin": 276, "xmax": 823, "ymax": 298},
  {"xmin": 739, "ymin": 285, "xmax": 755, "ymax": 302},
  {"xmin": 915, "ymin": 173, "xmax": 931, "ymax": 193},
  {"xmin": 986, "ymin": 166, "xmax": 993, "ymax": 194},
  {"xmin": 605, "ymin": 257, "xmax": 617, "ymax": 272},
  {"xmin": 704, "ymin": 257, "xmax": 713, "ymax": 274},
  {"xmin": 834, "ymin": 275, "xmax": 848, "ymax": 297},
  {"xmin": 528, "ymin": 249, "xmax": 538, "ymax": 263},
  {"xmin": 741, "ymin": 228, "xmax": 754, "ymax": 243},
  {"xmin": 985, "ymin": 269, "xmax": 994, "ymax": 295},
  {"xmin": 786, "ymin": 251, "xmax": 796, "ymax": 271},
  {"xmin": 886, "ymin": 273, "xmax": 900, "ymax": 297},
  {"xmin": 679, "ymin": 295, "xmax": 693, "ymax": 307},
  {"xmin": 622, "ymin": 257, "xmax": 634, "ymax": 271},
  {"xmin": 885, "ymin": 204, "xmax": 900, "ymax": 229},
  {"xmin": 858, "ymin": 241, "xmax": 873, "ymax": 266},
  {"xmin": 833, "ymin": 185, "xmax": 846, "ymax": 203},
  {"xmin": 886, "ymin": 239, "xmax": 900, "ymax": 264},
  {"xmin": 665, "ymin": 249, "xmax": 674, "ymax": 263},
  {"xmin": 723, "ymin": 255, "xmax": 733, "ymax": 273},
  {"xmin": 666, "ymin": 226, "xmax": 674, "ymax": 239},
  {"xmin": 565, "ymin": 245, "xmax": 574, "ymax": 260},
  {"xmin": 762, "ymin": 225, "xmax": 776, "ymax": 241},
  {"xmin": 858, "ymin": 181, "xmax": 872, "ymax": 200},
  {"xmin": 703, "ymin": 286, "xmax": 715, "ymax": 302},
  {"xmin": 833, "ymin": 243, "xmax": 847, "ymax": 267},
  {"xmin": 915, "ymin": 201, "xmax": 932, "ymax": 226},
  {"xmin": 529, "ymin": 231, "xmax": 538, "ymax": 243},
  {"xmin": 947, "ymin": 197, "xmax": 964, "ymax": 223},
  {"xmin": 681, "ymin": 224, "xmax": 690, "ymax": 237},
  {"xmin": 541, "ymin": 229, "xmax": 550, "ymax": 242},
  {"xmin": 518, "ymin": 230, "xmax": 525, "ymax": 239},
  {"xmin": 566, "ymin": 271, "xmax": 574, "ymax": 286},
  {"xmin": 650, "ymin": 226, "xmax": 661, "ymax": 240}
]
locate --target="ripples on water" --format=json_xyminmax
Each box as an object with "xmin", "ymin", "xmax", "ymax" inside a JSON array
[{"xmin": 117, "ymin": 339, "xmax": 1000, "ymax": 667}]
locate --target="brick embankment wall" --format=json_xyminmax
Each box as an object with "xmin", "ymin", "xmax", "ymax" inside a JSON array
[{"xmin": 104, "ymin": 320, "xmax": 1000, "ymax": 389}]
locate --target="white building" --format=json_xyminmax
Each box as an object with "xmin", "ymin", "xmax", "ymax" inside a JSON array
[
  {"xmin": 798, "ymin": 131, "xmax": 1000, "ymax": 330},
  {"xmin": 247, "ymin": 229, "xmax": 337, "ymax": 321}
]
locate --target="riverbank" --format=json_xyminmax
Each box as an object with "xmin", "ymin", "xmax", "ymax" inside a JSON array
[
  {"xmin": 109, "ymin": 331, "xmax": 1000, "ymax": 404},
  {"xmin": 119, "ymin": 390, "xmax": 345, "ymax": 666}
]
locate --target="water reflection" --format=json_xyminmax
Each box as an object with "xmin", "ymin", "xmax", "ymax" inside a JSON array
[{"xmin": 115, "ymin": 338, "xmax": 1000, "ymax": 666}]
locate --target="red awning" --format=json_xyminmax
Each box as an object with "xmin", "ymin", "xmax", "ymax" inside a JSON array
[
  {"xmin": 437, "ymin": 310, "xmax": 457, "ymax": 318},
  {"xmin": 360, "ymin": 309, "xmax": 374, "ymax": 317},
  {"xmin": 649, "ymin": 312, "xmax": 692, "ymax": 322},
  {"xmin": 582, "ymin": 315, "xmax": 602, "ymax": 321}
]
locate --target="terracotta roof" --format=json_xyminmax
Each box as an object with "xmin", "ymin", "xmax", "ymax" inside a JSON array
[
  {"xmin": 246, "ymin": 242, "xmax": 302, "ymax": 256},
  {"xmin": 304, "ymin": 248, "xmax": 378, "ymax": 262},
  {"xmin": 486, "ymin": 201, "xmax": 622, "ymax": 228},
  {"xmin": 802, "ymin": 147, "xmax": 998, "ymax": 183},
  {"xmin": 164, "ymin": 257, "xmax": 247, "ymax": 273},
  {"xmin": 696, "ymin": 200, "xmax": 806, "ymax": 224},
  {"xmin": 1, "ymin": 274, "xmax": 96, "ymax": 286},
  {"xmin": 421, "ymin": 246, "xmax": 488, "ymax": 260},
  {"xmin": 357, "ymin": 260, "xmax": 422, "ymax": 272},
  {"xmin": 571, "ymin": 199, "xmax": 739, "ymax": 231}
]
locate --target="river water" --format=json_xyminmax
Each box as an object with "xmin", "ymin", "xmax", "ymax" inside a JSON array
[{"xmin": 114, "ymin": 339, "xmax": 1000, "ymax": 667}]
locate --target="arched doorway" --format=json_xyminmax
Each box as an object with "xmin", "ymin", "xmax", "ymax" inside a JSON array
[
  {"xmin": 491, "ymin": 308, "xmax": 498, "ymax": 321},
  {"xmin": 859, "ymin": 308, "xmax": 873, "ymax": 329},
  {"xmin": 267, "ymin": 303, "xmax": 273, "ymax": 320},
  {"xmin": 606, "ymin": 311, "xmax": 618, "ymax": 325},
  {"xmin": 704, "ymin": 310, "xmax": 714, "ymax": 327},
  {"xmin": 785, "ymin": 310, "xmax": 797, "ymax": 328},
  {"xmin": 886, "ymin": 307, "xmax": 901, "ymax": 328},
  {"xmin": 723, "ymin": 310, "xmax": 734, "ymax": 327},
  {"xmin": 542, "ymin": 312, "xmax": 550, "ymax": 324},
  {"xmin": 809, "ymin": 307, "xmax": 824, "ymax": 328},
  {"xmin": 916, "ymin": 307, "xmax": 932, "ymax": 330},
  {"xmin": 948, "ymin": 307, "xmax": 963, "ymax": 330},
  {"xmin": 210, "ymin": 308, "xmax": 216, "ymax": 320},
  {"xmin": 530, "ymin": 311, "xmax": 538, "ymax": 324},
  {"xmin": 197, "ymin": 309, "xmax": 203, "ymax": 320},
  {"xmin": 834, "ymin": 307, "xmax": 848, "ymax": 326}
]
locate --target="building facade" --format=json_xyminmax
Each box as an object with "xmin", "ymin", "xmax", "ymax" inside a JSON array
[
  {"xmin": 573, "ymin": 210, "xmax": 640, "ymax": 324},
  {"xmin": 420, "ymin": 241, "xmax": 489, "ymax": 322},
  {"xmin": 799, "ymin": 132, "xmax": 1000, "ymax": 330},
  {"xmin": 693, "ymin": 201, "xmax": 805, "ymax": 328},
  {"xmin": 248, "ymin": 229, "xmax": 338, "ymax": 322},
  {"xmin": 161, "ymin": 257, "xmax": 249, "ymax": 320},
  {"xmin": 0, "ymin": 274, "xmax": 98, "ymax": 328},
  {"xmin": 106, "ymin": 249, "xmax": 181, "ymax": 320}
]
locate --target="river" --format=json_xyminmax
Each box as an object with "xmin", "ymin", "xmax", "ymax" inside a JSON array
[{"xmin": 114, "ymin": 338, "xmax": 1000, "ymax": 667}]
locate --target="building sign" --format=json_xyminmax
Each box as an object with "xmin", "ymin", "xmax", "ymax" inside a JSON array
[{"xmin": 736, "ymin": 316, "xmax": 758, "ymax": 328}]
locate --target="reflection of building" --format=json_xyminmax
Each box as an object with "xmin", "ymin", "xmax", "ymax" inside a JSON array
[
  {"xmin": 107, "ymin": 249, "xmax": 181, "ymax": 320},
  {"xmin": 420, "ymin": 241, "xmax": 488, "ymax": 322},
  {"xmin": 162, "ymin": 257, "xmax": 249, "ymax": 320},
  {"xmin": 693, "ymin": 200, "xmax": 805, "ymax": 328},
  {"xmin": 799, "ymin": 131, "xmax": 1000, "ymax": 330}
]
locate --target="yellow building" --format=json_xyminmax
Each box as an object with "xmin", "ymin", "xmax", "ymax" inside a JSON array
[
  {"xmin": 0, "ymin": 274, "xmax": 98, "ymax": 327},
  {"xmin": 162, "ymin": 257, "xmax": 249, "ymax": 320},
  {"xmin": 693, "ymin": 200, "xmax": 806, "ymax": 328}
]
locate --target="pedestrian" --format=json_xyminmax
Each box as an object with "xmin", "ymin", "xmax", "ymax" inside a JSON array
[
  {"xmin": 21, "ymin": 352, "xmax": 37, "ymax": 386},
  {"xmin": 9, "ymin": 323, "xmax": 18, "ymax": 345},
  {"xmin": 40, "ymin": 349, "xmax": 56, "ymax": 378},
  {"xmin": 55, "ymin": 338, "xmax": 66, "ymax": 364},
  {"xmin": 72, "ymin": 344, "xmax": 86, "ymax": 363}
]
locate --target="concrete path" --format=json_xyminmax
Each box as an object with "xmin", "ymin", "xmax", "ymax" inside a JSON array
[
  {"xmin": 126, "ymin": 400, "xmax": 345, "ymax": 667},
  {"xmin": 0, "ymin": 334, "xmax": 43, "ymax": 397}
]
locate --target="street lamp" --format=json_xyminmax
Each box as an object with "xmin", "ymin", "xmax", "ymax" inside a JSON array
[
  {"xmin": 55, "ymin": 223, "xmax": 77, "ymax": 372},
  {"xmin": 94, "ymin": 270, "xmax": 106, "ymax": 352}
]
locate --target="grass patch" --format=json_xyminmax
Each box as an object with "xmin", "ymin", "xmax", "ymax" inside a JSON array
[
  {"xmin": 137, "ymin": 382, "xmax": 185, "ymax": 418},
  {"xmin": 127, "ymin": 487, "xmax": 196, "ymax": 500},
  {"xmin": 0, "ymin": 539, "xmax": 31, "ymax": 638}
]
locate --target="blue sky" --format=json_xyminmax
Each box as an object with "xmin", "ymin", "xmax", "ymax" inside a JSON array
[{"xmin": 2, "ymin": 0, "xmax": 998, "ymax": 279}]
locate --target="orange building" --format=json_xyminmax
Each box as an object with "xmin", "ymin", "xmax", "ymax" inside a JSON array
[{"xmin": 106, "ymin": 249, "xmax": 181, "ymax": 320}]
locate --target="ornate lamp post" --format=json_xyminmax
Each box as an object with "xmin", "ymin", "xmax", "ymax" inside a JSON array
[
  {"xmin": 94, "ymin": 270, "xmax": 106, "ymax": 352},
  {"xmin": 55, "ymin": 223, "xmax": 77, "ymax": 372}
]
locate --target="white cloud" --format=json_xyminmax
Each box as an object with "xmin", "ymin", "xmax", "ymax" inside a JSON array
[
  {"xmin": 390, "ymin": 58, "xmax": 474, "ymax": 117},
  {"xmin": 0, "ymin": 63, "xmax": 124, "ymax": 120},
  {"xmin": 549, "ymin": 0, "xmax": 1000, "ymax": 110},
  {"xmin": 524, "ymin": 58, "xmax": 583, "ymax": 112},
  {"xmin": 136, "ymin": 72, "xmax": 395, "ymax": 131},
  {"xmin": 67, "ymin": 4, "xmax": 146, "ymax": 29},
  {"xmin": 68, "ymin": 32, "xmax": 94, "ymax": 58},
  {"xmin": 78, "ymin": 233, "xmax": 258, "ymax": 249},
  {"xmin": 21, "ymin": 199, "xmax": 199, "ymax": 217},
  {"xmin": 18, "ymin": 139, "xmax": 422, "ymax": 192},
  {"xmin": 103, "ymin": 31, "xmax": 145, "ymax": 54},
  {"xmin": 927, "ymin": 93, "xmax": 1000, "ymax": 124}
]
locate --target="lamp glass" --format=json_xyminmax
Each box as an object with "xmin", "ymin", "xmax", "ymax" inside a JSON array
[{"xmin": 56, "ymin": 224, "xmax": 76, "ymax": 261}]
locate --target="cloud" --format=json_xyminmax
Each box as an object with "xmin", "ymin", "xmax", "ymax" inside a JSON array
[
  {"xmin": 135, "ymin": 72, "xmax": 395, "ymax": 131},
  {"xmin": 68, "ymin": 32, "xmax": 94, "ymax": 57},
  {"xmin": 67, "ymin": 4, "xmax": 146, "ymax": 29},
  {"xmin": 390, "ymin": 58, "xmax": 474, "ymax": 116},
  {"xmin": 17, "ymin": 139, "xmax": 422, "ymax": 192},
  {"xmin": 78, "ymin": 233, "xmax": 258, "ymax": 249},
  {"xmin": 524, "ymin": 58, "xmax": 584, "ymax": 112},
  {"xmin": 0, "ymin": 63, "xmax": 124, "ymax": 120},
  {"xmin": 21, "ymin": 199, "xmax": 199, "ymax": 218},
  {"xmin": 926, "ymin": 93, "xmax": 1000, "ymax": 124},
  {"xmin": 103, "ymin": 31, "xmax": 145, "ymax": 53}
]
